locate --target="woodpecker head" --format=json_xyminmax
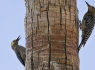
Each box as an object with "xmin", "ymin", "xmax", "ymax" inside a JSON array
[
  {"xmin": 85, "ymin": 1, "xmax": 95, "ymax": 15},
  {"xmin": 11, "ymin": 36, "xmax": 21, "ymax": 50}
]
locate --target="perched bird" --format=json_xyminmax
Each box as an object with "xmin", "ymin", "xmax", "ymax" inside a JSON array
[
  {"xmin": 11, "ymin": 36, "xmax": 26, "ymax": 66},
  {"xmin": 78, "ymin": 1, "xmax": 95, "ymax": 52}
]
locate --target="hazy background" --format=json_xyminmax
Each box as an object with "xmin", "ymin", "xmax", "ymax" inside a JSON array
[{"xmin": 0, "ymin": 0, "xmax": 95, "ymax": 70}]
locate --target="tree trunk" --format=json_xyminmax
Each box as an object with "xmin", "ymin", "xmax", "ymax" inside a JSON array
[{"xmin": 24, "ymin": 0, "xmax": 79, "ymax": 70}]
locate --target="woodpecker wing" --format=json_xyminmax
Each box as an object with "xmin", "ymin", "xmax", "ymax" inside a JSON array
[
  {"xmin": 83, "ymin": 13, "xmax": 95, "ymax": 45},
  {"xmin": 14, "ymin": 47, "xmax": 25, "ymax": 66},
  {"xmin": 78, "ymin": 13, "xmax": 95, "ymax": 51}
]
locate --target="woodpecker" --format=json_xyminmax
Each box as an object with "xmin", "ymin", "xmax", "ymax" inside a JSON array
[
  {"xmin": 78, "ymin": 1, "xmax": 95, "ymax": 52},
  {"xmin": 11, "ymin": 36, "xmax": 26, "ymax": 66}
]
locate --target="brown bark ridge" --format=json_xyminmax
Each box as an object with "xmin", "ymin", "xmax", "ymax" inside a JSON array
[{"xmin": 24, "ymin": 0, "xmax": 79, "ymax": 70}]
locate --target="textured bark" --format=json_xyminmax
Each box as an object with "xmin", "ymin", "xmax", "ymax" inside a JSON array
[{"xmin": 24, "ymin": 0, "xmax": 79, "ymax": 70}]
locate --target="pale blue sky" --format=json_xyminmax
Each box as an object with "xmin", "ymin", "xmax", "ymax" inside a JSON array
[{"xmin": 0, "ymin": 0, "xmax": 95, "ymax": 70}]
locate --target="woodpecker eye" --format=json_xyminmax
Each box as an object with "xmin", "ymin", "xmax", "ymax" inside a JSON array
[
  {"xmin": 13, "ymin": 41, "xmax": 15, "ymax": 42},
  {"xmin": 92, "ymin": 6, "xmax": 94, "ymax": 8}
]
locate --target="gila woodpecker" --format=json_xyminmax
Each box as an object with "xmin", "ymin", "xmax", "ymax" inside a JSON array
[
  {"xmin": 11, "ymin": 36, "xmax": 26, "ymax": 66},
  {"xmin": 78, "ymin": 1, "xmax": 95, "ymax": 52}
]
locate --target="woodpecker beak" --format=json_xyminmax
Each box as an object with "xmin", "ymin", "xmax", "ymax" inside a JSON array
[
  {"xmin": 85, "ymin": 1, "xmax": 90, "ymax": 7},
  {"xmin": 16, "ymin": 35, "xmax": 21, "ymax": 41}
]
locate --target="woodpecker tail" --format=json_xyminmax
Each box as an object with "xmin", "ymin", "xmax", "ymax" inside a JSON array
[{"xmin": 78, "ymin": 42, "xmax": 83, "ymax": 52}]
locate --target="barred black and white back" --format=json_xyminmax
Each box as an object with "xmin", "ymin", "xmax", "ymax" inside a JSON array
[
  {"xmin": 11, "ymin": 36, "xmax": 26, "ymax": 66},
  {"xmin": 14, "ymin": 46, "xmax": 26, "ymax": 66},
  {"xmin": 78, "ymin": 1, "xmax": 95, "ymax": 52},
  {"xmin": 78, "ymin": 13, "xmax": 95, "ymax": 52}
]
